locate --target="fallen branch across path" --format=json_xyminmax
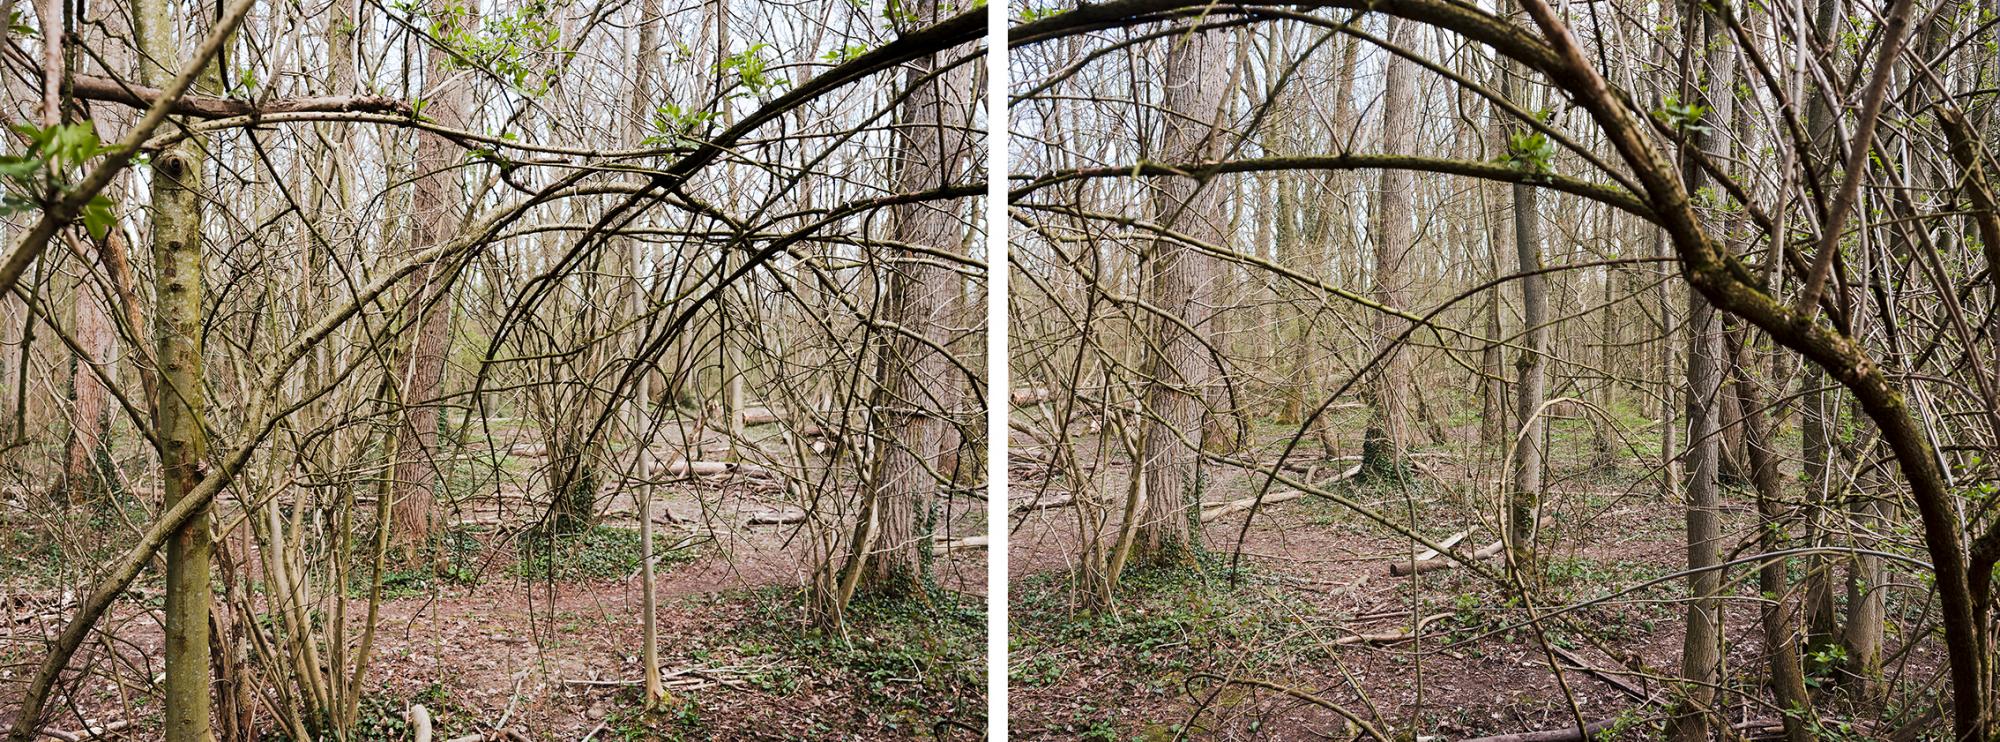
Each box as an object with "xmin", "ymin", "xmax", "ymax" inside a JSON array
[
  {"xmin": 1388, "ymin": 516, "xmax": 1553, "ymax": 576},
  {"xmin": 1459, "ymin": 717, "xmax": 1619, "ymax": 742},
  {"xmin": 1201, "ymin": 464, "xmax": 1363, "ymax": 523},
  {"xmin": 1334, "ymin": 612, "xmax": 1451, "ymax": 645}
]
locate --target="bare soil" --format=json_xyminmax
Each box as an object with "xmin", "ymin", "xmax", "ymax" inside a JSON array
[
  {"xmin": 1006, "ymin": 415, "xmax": 1944, "ymax": 740},
  {"xmin": 1, "ymin": 456, "xmax": 987, "ymax": 741}
]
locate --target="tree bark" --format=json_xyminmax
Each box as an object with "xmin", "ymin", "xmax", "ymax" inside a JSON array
[
  {"xmin": 1496, "ymin": 14, "xmax": 1546, "ymax": 580},
  {"xmin": 1739, "ymin": 335, "xmax": 1814, "ymax": 742},
  {"xmin": 138, "ymin": 0, "xmax": 215, "ymax": 733},
  {"xmin": 1361, "ymin": 16, "xmax": 1416, "ymax": 480},
  {"xmin": 1666, "ymin": 6, "xmax": 1731, "ymax": 740},
  {"xmin": 391, "ymin": 4, "xmax": 473, "ymax": 553},
  {"xmin": 1132, "ymin": 25, "xmax": 1232, "ymax": 565},
  {"xmin": 852, "ymin": 0, "xmax": 977, "ymax": 595}
]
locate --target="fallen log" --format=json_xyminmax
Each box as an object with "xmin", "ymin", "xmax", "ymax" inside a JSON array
[
  {"xmin": 740, "ymin": 406, "xmax": 783, "ymax": 426},
  {"xmin": 1333, "ymin": 612, "xmax": 1450, "ymax": 645},
  {"xmin": 1411, "ymin": 529, "xmax": 1469, "ymax": 562},
  {"xmin": 1199, "ymin": 464, "xmax": 1363, "ymax": 522},
  {"xmin": 1010, "ymin": 386, "xmax": 1054, "ymax": 405},
  {"xmin": 651, "ymin": 459, "xmax": 774, "ymax": 478},
  {"xmin": 1199, "ymin": 490, "xmax": 1305, "ymax": 522},
  {"xmin": 38, "ymin": 720, "xmax": 132, "ymax": 742},
  {"xmin": 935, "ymin": 535, "xmax": 988, "ymax": 553},
  {"xmin": 746, "ymin": 509, "xmax": 806, "ymax": 525},
  {"xmin": 1390, "ymin": 538, "xmax": 1505, "ymax": 576},
  {"xmin": 409, "ymin": 705, "xmax": 433, "ymax": 742},
  {"xmin": 1011, "ymin": 492, "xmax": 1078, "ymax": 513},
  {"xmin": 1389, "ymin": 515, "xmax": 1553, "ymax": 576},
  {"xmin": 1459, "ymin": 717, "xmax": 1618, "ymax": 742}
]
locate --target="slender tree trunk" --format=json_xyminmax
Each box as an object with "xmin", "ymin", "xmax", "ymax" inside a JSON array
[
  {"xmin": 1655, "ymin": 228, "xmax": 1678, "ymax": 501},
  {"xmin": 1739, "ymin": 335, "xmax": 1813, "ymax": 742},
  {"xmin": 64, "ymin": 274, "xmax": 112, "ymax": 504},
  {"xmin": 1798, "ymin": 0, "xmax": 1844, "ymax": 658},
  {"xmin": 627, "ymin": 0, "xmax": 667, "ymax": 704},
  {"xmin": 1498, "ymin": 25, "xmax": 1546, "ymax": 579},
  {"xmin": 1361, "ymin": 16, "xmax": 1415, "ymax": 480},
  {"xmin": 1506, "ymin": 185, "xmax": 1545, "ymax": 578},
  {"xmin": 1667, "ymin": 7, "xmax": 1731, "ymax": 739},
  {"xmin": 138, "ymin": 0, "xmax": 215, "ymax": 733},
  {"xmin": 1481, "ymin": 286, "xmax": 1506, "ymax": 446},
  {"xmin": 42, "ymin": 0, "xmax": 114, "ymax": 507},
  {"xmin": 391, "ymin": 4, "xmax": 472, "ymax": 553}
]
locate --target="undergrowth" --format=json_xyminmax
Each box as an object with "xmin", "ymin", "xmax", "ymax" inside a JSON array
[
  {"xmin": 707, "ymin": 586, "xmax": 987, "ymax": 737},
  {"xmin": 1009, "ymin": 557, "xmax": 1329, "ymax": 738}
]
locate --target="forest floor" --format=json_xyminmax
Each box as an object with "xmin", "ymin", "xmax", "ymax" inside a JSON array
[
  {"xmin": 0, "ymin": 419, "xmax": 987, "ymax": 741},
  {"xmin": 1006, "ymin": 405, "xmax": 1942, "ymax": 741}
]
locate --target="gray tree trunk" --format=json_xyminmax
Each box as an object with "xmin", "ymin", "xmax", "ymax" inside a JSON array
[
  {"xmin": 1132, "ymin": 26, "xmax": 1232, "ymax": 565},
  {"xmin": 1667, "ymin": 6, "xmax": 1732, "ymax": 739},
  {"xmin": 854, "ymin": 0, "xmax": 977, "ymax": 594},
  {"xmin": 1361, "ymin": 16, "xmax": 1415, "ymax": 480}
]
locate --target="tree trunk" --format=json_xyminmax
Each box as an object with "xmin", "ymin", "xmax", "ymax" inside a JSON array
[
  {"xmin": 623, "ymin": 0, "xmax": 667, "ymax": 706},
  {"xmin": 850, "ymin": 0, "xmax": 976, "ymax": 596},
  {"xmin": 138, "ymin": 0, "xmax": 215, "ymax": 733},
  {"xmin": 64, "ymin": 271, "xmax": 113, "ymax": 504},
  {"xmin": 1361, "ymin": 16, "xmax": 1415, "ymax": 481},
  {"xmin": 1666, "ymin": 7, "xmax": 1731, "ymax": 740},
  {"xmin": 1797, "ymin": 0, "xmax": 1845, "ymax": 661},
  {"xmin": 1498, "ymin": 21, "xmax": 1546, "ymax": 579},
  {"xmin": 391, "ymin": 5, "xmax": 472, "ymax": 553},
  {"xmin": 1131, "ymin": 24, "xmax": 1232, "ymax": 566},
  {"xmin": 1739, "ymin": 335, "xmax": 1814, "ymax": 742}
]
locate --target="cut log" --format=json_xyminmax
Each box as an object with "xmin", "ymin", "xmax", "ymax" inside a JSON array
[
  {"xmin": 1458, "ymin": 717, "xmax": 1618, "ymax": 742},
  {"xmin": 934, "ymin": 535, "xmax": 987, "ymax": 553},
  {"xmin": 651, "ymin": 459, "xmax": 773, "ymax": 478},
  {"xmin": 1199, "ymin": 490, "xmax": 1305, "ymax": 522},
  {"xmin": 1411, "ymin": 529, "xmax": 1469, "ymax": 562},
  {"xmin": 1010, "ymin": 492, "xmax": 1078, "ymax": 513},
  {"xmin": 1389, "ymin": 515, "xmax": 1552, "ymax": 576},
  {"xmin": 409, "ymin": 705, "xmax": 433, "ymax": 742},
  {"xmin": 740, "ymin": 406, "xmax": 783, "ymax": 426},
  {"xmin": 38, "ymin": 721, "xmax": 132, "ymax": 741},
  {"xmin": 1010, "ymin": 386, "xmax": 1054, "ymax": 404},
  {"xmin": 1390, "ymin": 538, "xmax": 1505, "ymax": 576},
  {"xmin": 746, "ymin": 509, "xmax": 806, "ymax": 525},
  {"xmin": 1199, "ymin": 464, "xmax": 1362, "ymax": 522}
]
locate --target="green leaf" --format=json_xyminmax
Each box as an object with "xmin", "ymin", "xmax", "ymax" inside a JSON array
[{"xmin": 81, "ymin": 194, "xmax": 115, "ymax": 240}]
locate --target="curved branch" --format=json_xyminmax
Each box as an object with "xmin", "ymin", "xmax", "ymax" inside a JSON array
[
  {"xmin": 1013, "ymin": 155, "xmax": 1652, "ymax": 220},
  {"xmin": 66, "ymin": 72, "xmax": 412, "ymax": 119}
]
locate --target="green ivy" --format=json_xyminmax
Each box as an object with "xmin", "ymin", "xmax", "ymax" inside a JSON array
[{"xmin": 0, "ymin": 123, "xmax": 119, "ymax": 239}]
